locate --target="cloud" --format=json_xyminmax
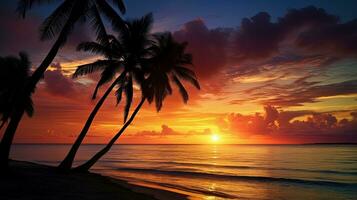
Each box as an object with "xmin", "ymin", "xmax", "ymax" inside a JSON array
[
  {"xmin": 173, "ymin": 6, "xmax": 357, "ymax": 80},
  {"xmin": 261, "ymin": 79, "xmax": 357, "ymax": 106},
  {"xmin": 295, "ymin": 19, "xmax": 357, "ymax": 56},
  {"xmin": 223, "ymin": 106, "xmax": 280, "ymax": 137},
  {"xmin": 171, "ymin": 6, "xmax": 357, "ymax": 102},
  {"xmin": 229, "ymin": 6, "xmax": 354, "ymax": 75},
  {"xmin": 43, "ymin": 63, "xmax": 79, "ymax": 98},
  {"xmin": 173, "ymin": 19, "xmax": 231, "ymax": 79},
  {"xmin": 232, "ymin": 12, "xmax": 282, "ymax": 61},
  {"xmin": 219, "ymin": 106, "xmax": 357, "ymax": 142},
  {"xmin": 133, "ymin": 124, "xmax": 212, "ymax": 137},
  {"xmin": 277, "ymin": 110, "xmax": 315, "ymax": 128},
  {"xmin": 233, "ymin": 6, "xmax": 340, "ymax": 60}
]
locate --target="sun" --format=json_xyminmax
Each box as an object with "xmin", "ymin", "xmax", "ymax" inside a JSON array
[{"xmin": 211, "ymin": 134, "xmax": 220, "ymax": 142}]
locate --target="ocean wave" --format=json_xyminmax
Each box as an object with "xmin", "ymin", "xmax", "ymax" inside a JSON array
[
  {"xmin": 100, "ymin": 159, "xmax": 357, "ymax": 176},
  {"xmin": 137, "ymin": 179, "xmax": 240, "ymax": 199},
  {"xmin": 115, "ymin": 167, "xmax": 357, "ymax": 187},
  {"xmin": 165, "ymin": 161, "xmax": 357, "ymax": 176}
]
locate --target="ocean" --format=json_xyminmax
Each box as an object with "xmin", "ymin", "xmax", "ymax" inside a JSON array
[{"xmin": 11, "ymin": 144, "xmax": 357, "ymax": 199}]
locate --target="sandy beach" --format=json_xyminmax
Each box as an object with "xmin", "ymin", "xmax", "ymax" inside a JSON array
[{"xmin": 0, "ymin": 160, "xmax": 188, "ymax": 200}]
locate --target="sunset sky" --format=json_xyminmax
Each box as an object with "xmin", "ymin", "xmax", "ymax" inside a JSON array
[{"xmin": 1, "ymin": 0, "xmax": 357, "ymax": 144}]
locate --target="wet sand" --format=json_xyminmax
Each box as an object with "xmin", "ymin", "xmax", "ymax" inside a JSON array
[{"xmin": 0, "ymin": 160, "xmax": 188, "ymax": 200}]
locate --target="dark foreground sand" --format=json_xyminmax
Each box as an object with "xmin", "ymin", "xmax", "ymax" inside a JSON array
[{"xmin": 0, "ymin": 160, "xmax": 188, "ymax": 200}]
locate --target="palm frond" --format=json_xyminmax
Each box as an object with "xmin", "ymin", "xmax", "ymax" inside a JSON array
[
  {"xmin": 0, "ymin": 51, "xmax": 34, "ymax": 127},
  {"xmin": 123, "ymin": 76, "xmax": 133, "ymax": 122},
  {"xmin": 91, "ymin": 64, "xmax": 118, "ymax": 99},
  {"xmin": 154, "ymin": 74, "xmax": 171, "ymax": 111},
  {"xmin": 77, "ymin": 42, "xmax": 110, "ymax": 56},
  {"xmin": 111, "ymin": 0, "xmax": 126, "ymax": 14},
  {"xmin": 174, "ymin": 66, "xmax": 200, "ymax": 89},
  {"xmin": 96, "ymin": 0, "xmax": 126, "ymax": 31},
  {"xmin": 73, "ymin": 60, "xmax": 114, "ymax": 78},
  {"xmin": 115, "ymin": 85, "xmax": 123, "ymax": 105},
  {"xmin": 175, "ymin": 66, "xmax": 197, "ymax": 78},
  {"xmin": 24, "ymin": 98, "xmax": 34, "ymax": 117},
  {"xmin": 114, "ymin": 71, "xmax": 126, "ymax": 105},
  {"xmin": 87, "ymin": 5, "xmax": 110, "ymax": 45},
  {"xmin": 39, "ymin": 0, "xmax": 76, "ymax": 41},
  {"xmin": 17, "ymin": 0, "xmax": 60, "ymax": 18},
  {"xmin": 172, "ymin": 75, "xmax": 188, "ymax": 103},
  {"xmin": 180, "ymin": 53, "xmax": 193, "ymax": 65},
  {"xmin": 18, "ymin": 52, "xmax": 31, "ymax": 74},
  {"xmin": 0, "ymin": 120, "xmax": 6, "ymax": 130}
]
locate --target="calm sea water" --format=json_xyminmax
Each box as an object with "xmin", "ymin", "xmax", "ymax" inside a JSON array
[{"xmin": 11, "ymin": 144, "xmax": 357, "ymax": 199}]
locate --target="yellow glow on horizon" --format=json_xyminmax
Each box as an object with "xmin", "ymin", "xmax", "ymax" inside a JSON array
[{"xmin": 211, "ymin": 134, "xmax": 220, "ymax": 143}]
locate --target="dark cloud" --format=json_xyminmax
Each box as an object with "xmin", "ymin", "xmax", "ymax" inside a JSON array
[
  {"xmin": 232, "ymin": 6, "xmax": 341, "ymax": 61},
  {"xmin": 43, "ymin": 63, "xmax": 77, "ymax": 98},
  {"xmin": 279, "ymin": 6, "xmax": 338, "ymax": 31},
  {"xmin": 296, "ymin": 19, "xmax": 357, "ymax": 56},
  {"xmin": 277, "ymin": 110, "xmax": 315, "ymax": 128},
  {"xmin": 262, "ymin": 79, "xmax": 357, "ymax": 106},
  {"xmin": 170, "ymin": 6, "xmax": 357, "ymax": 104},
  {"xmin": 230, "ymin": 6, "xmax": 355, "ymax": 76},
  {"xmin": 231, "ymin": 74, "xmax": 357, "ymax": 107},
  {"xmin": 173, "ymin": 6, "xmax": 357, "ymax": 80},
  {"xmin": 173, "ymin": 19, "xmax": 231, "ymax": 79},
  {"xmin": 233, "ymin": 12, "xmax": 282, "ymax": 61}
]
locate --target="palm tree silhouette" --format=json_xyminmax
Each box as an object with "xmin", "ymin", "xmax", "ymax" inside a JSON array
[
  {"xmin": 0, "ymin": 0, "xmax": 126, "ymax": 168},
  {"xmin": 75, "ymin": 32, "xmax": 200, "ymax": 172},
  {"xmin": 0, "ymin": 53, "xmax": 34, "ymax": 130},
  {"xmin": 59, "ymin": 13, "xmax": 154, "ymax": 170}
]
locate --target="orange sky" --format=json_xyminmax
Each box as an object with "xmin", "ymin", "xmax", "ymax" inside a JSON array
[{"xmin": 1, "ymin": 4, "xmax": 357, "ymax": 144}]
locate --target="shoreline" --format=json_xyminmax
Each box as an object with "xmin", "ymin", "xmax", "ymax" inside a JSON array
[{"xmin": 0, "ymin": 160, "xmax": 189, "ymax": 200}]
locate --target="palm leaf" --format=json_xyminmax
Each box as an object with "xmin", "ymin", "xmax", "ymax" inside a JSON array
[
  {"xmin": 73, "ymin": 60, "xmax": 114, "ymax": 78},
  {"xmin": 91, "ymin": 64, "xmax": 118, "ymax": 99},
  {"xmin": 114, "ymin": 71, "xmax": 126, "ymax": 105},
  {"xmin": 174, "ymin": 66, "xmax": 200, "ymax": 89},
  {"xmin": 24, "ymin": 97, "xmax": 34, "ymax": 117},
  {"xmin": 77, "ymin": 42, "xmax": 111, "ymax": 57},
  {"xmin": 87, "ymin": 5, "xmax": 110, "ymax": 45},
  {"xmin": 172, "ymin": 75, "xmax": 188, "ymax": 103},
  {"xmin": 18, "ymin": 52, "xmax": 31, "ymax": 75},
  {"xmin": 111, "ymin": 0, "xmax": 126, "ymax": 14},
  {"xmin": 115, "ymin": 85, "xmax": 123, "ymax": 105},
  {"xmin": 0, "ymin": 120, "xmax": 6, "ymax": 130},
  {"xmin": 96, "ymin": 0, "xmax": 126, "ymax": 31},
  {"xmin": 17, "ymin": 0, "xmax": 60, "ymax": 18},
  {"xmin": 39, "ymin": 0, "xmax": 76, "ymax": 41},
  {"xmin": 123, "ymin": 76, "xmax": 133, "ymax": 122}
]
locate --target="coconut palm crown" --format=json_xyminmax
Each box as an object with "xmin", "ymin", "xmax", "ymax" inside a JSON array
[{"xmin": 0, "ymin": 53, "xmax": 33, "ymax": 129}]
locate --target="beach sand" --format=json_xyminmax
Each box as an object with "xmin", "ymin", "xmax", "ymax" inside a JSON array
[{"xmin": 0, "ymin": 160, "xmax": 188, "ymax": 200}]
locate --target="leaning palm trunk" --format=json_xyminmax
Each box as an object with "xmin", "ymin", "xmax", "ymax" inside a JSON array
[
  {"xmin": 0, "ymin": 22, "xmax": 72, "ymax": 168},
  {"xmin": 74, "ymin": 98, "xmax": 146, "ymax": 172},
  {"xmin": 58, "ymin": 75, "xmax": 124, "ymax": 171},
  {"xmin": 0, "ymin": 109, "xmax": 25, "ymax": 168}
]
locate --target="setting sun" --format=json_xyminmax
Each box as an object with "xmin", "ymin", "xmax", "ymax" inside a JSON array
[
  {"xmin": 211, "ymin": 134, "xmax": 220, "ymax": 142},
  {"xmin": 1, "ymin": 1, "xmax": 356, "ymax": 200}
]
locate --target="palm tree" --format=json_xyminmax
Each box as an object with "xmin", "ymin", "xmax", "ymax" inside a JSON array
[
  {"xmin": 0, "ymin": 53, "xmax": 33, "ymax": 133},
  {"xmin": 58, "ymin": 13, "xmax": 154, "ymax": 170},
  {"xmin": 74, "ymin": 32, "xmax": 200, "ymax": 172},
  {"xmin": 0, "ymin": 0, "xmax": 126, "ymax": 167}
]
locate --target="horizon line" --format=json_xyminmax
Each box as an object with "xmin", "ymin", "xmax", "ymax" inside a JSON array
[{"xmin": 12, "ymin": 142, "xmax": 357, "ymax": 145}]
